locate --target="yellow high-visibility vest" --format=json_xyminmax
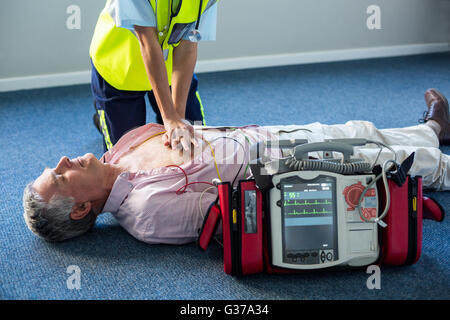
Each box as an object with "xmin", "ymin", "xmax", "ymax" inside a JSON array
[{"xmin": 89, "ymin": 0, "xmax": 213, "ymax": 91}]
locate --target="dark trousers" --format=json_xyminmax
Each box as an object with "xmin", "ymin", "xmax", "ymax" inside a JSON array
[{"xmin": 91, "ymin": 62, "xmax": 206, "ymax": 152}]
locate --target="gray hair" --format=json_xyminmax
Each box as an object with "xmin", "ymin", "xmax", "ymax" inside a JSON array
[{"xmin": 23, "ymin": 182, "xmax": 97, "ymax": 242}]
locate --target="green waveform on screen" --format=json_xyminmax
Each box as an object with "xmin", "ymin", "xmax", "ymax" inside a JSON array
[
  {"xmin": 286, "ymin": 208, "xmax": 333, "ymax": 216},
  {"xmin": 283, "ymin": 200, "xmax": 332, "ymax": 207}
]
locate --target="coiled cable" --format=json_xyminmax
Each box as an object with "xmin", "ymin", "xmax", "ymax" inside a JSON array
[
  {"xmin": 282, "ymin": 138, "xmax": 399, "ymax": 227},
  {"xmin": 285, "ymin": 157, "xmax": 372, "ymax": 175}
]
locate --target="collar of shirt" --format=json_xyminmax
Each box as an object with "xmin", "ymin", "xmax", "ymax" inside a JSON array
[{"xmin": 102, "ymin": 172, "xmax": 134, "ymax": 213}]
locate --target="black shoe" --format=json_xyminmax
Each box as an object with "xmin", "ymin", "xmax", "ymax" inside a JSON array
[
  {"xmin": 93, "ymin": 102, "xmax": 102, "ymax": 134},
  {"xmin": 93, "ymin": 112, "xmax": 101, "ymax": 134}
]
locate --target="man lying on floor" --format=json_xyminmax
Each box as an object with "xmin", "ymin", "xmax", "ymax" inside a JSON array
[{"xmin": 23, "ymin": 89, "xmax": 450, "ymax": 243}]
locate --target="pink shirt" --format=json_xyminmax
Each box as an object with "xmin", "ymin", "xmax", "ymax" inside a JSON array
[{"xmin": 100, "ymin": 123, "xmax": 277, "ymax": 244}]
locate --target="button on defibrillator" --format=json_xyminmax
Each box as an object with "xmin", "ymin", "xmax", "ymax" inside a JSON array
[{"xmin": 343, "ymin": 181, "xmax": 366, "ymax": 211}]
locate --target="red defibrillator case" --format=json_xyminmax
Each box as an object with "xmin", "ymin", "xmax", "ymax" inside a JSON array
[
  {"xmin": 198, "ymin": 180, "xmax": 264, "ymax": 276},
  {"xmin": 378, "ymin": 175, "xmax": 424, "ymax": 265},
  {"xmin": 198, "ymin": 175, "xmax": 443, "ymax": 275}
]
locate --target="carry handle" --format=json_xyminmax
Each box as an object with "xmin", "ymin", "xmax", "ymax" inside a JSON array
[{"xmin": 294, "ymin": 141, "xmax": 354, "ymax": 161}]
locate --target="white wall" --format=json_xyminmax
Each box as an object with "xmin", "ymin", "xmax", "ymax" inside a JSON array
[{"xmin": 1, "ymin": 0, "xmax": 449, "ymax": 91}]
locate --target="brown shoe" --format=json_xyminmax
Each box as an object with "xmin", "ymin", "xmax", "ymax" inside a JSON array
[
  {"xmin": 421, "ymin": 88, "xmax": 450, "ymax": 145},
  {"xmin": 425, "ymin": 88, "xmax": 449, "ymax": 108}
]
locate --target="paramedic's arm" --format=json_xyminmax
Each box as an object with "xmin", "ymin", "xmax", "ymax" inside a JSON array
[
  {"xmin": 172, "ymin": 40, "xmax": 198, "ymax": 124},
  {"xmin": 134, "ymin": 26, "xmax": 194, "ymax": 151}
]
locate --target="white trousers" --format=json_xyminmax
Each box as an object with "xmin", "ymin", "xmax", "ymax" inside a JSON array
[{"xmin": 264, "ymin": 121, "xmax": 449, "ymax": 191}]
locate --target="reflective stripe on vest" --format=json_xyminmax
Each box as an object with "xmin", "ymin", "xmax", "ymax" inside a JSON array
[{"xmin": 89, "ymin": 0, "xmax": 215, "ymax": 91}]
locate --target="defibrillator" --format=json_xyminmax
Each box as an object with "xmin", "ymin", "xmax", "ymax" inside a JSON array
[
  {"xmin": 256, "ymin": 139, "xmax": 385, "ymax": 270},
  {"xmin": 197, "ymin": 138, "xmax": 443, "ymax": 276}
]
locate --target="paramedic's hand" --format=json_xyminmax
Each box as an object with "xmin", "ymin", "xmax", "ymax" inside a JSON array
[{"xmin": 163, "ymin": 117, "xmax": 199, "ymax": 151}]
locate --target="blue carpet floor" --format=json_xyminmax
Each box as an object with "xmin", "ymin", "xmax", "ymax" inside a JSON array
[{"xmin": 0, "ymin": 52, "xmax": 449, "ymax": 300}]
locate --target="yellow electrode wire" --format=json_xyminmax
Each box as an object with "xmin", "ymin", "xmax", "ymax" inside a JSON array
[
  {"xmin": 130, "ymin": 130, "xmax": 222, "ymax": 181},
  {"xmin": 204, "ymin": 138, "xmax": 222, "ymax": 181},
  {"xmin": 129, "ymin": 131, "xmax": 166, "ymax": 150}
]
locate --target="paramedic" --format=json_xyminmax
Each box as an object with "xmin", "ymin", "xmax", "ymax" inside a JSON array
[
  {"xmin": 90, "ymin": 0, "xmax": 218, "ymax": 152},
  {"xmin": 23, "ymin": 89, "xmax": 450, "ymax": 243}
]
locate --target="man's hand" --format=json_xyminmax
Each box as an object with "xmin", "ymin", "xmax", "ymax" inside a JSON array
[{"xmin": 163, "ymin": 117, "xmax": 198, "ymax": 151}]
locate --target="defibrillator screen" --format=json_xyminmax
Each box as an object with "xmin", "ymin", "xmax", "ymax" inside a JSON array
[{"xmin": 280, "ymin": 175, "xmax": 338, "ymax": 264}]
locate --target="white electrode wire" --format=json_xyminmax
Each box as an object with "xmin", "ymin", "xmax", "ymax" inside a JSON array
[
  {"xmin": 199, "ymin": 185, "xmax": 218, "ymax": 220},
  {"xmin": 356, "ymin": 159, "xmax": 397, "ymax": 227},
  {"xmin": 198, "ymin": 185, "xmax": 224, "ymax": 248},
  {"xmin": 352, "ymin": 140, "xmax": 398, "ymax": 227},
  {"xmin": 365, "ymin": 139, "xmax": 398, "ymax": 170}
]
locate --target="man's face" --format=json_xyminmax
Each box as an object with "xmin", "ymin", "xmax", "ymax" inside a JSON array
[{"xmin": 33, "ymin": 153, "xmax": 104, "ymax": 204}]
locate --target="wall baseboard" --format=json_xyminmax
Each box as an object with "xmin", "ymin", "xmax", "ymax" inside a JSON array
[
  {"xmin": 0, "ymin": 70, "xmax": 91, "ymax": 93},
  {"xmin": 1, "ymin": 42, "xmax": 448, "ymax": 92}
]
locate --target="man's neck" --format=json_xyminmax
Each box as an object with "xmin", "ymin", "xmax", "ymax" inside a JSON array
[{"xmin": 94, "ymin": 163, "xmax": 126, "ymax": 215}]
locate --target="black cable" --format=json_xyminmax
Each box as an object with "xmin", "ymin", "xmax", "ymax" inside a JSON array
[
  {"xmin": 195, "ymin": 0, "xmax": 203, "ymax": 29},
  {"xmin": 209, "ymin": 136, "xmax": 247, "ymax": 187}
]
